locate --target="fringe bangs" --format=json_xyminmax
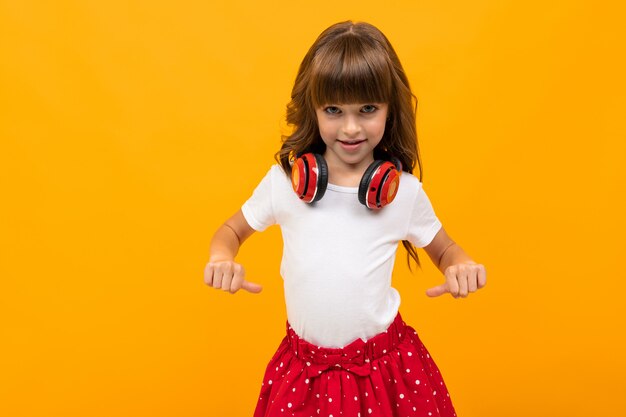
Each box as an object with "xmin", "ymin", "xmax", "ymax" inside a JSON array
[{"xmin": 310, "ymin": 35, "xmax": 392, "ymax": 108}]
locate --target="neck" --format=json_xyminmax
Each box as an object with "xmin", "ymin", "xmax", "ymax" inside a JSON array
[{"xmin": 324, "ymin": 157, "xmax": 375, "ymax": 187}]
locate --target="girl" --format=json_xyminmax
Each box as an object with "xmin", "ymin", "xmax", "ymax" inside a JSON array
[{"xmin": 205, "ymin": 20, "xmax": 486, "ymax": 417}]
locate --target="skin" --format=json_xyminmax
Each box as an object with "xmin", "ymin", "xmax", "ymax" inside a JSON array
[
  {"xmin": 315, "ymin": 103, "xmax": 387, "ymax": 187},
  {"xmin": 204, "ymin": 102, "xmax": 486, "ymax": 298}
]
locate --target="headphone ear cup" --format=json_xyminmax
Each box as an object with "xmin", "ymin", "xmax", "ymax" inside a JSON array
[
  {"xmin": 377, "ymin": 161, "xmax": 401, "ymax": 207},
  {"xmin": 312, "ymin": 153, "xmax": 328, "ymax": 202},
  {"xmin": 291, "ymin": 153, "xmax": 328, "ymax": 203},
  {"xmin": 358, "ymin": 160, "xmax": 384, "ymax": 208},
  {"xmin": 358, "ymin": 160, "xmax": 401, "ymax": 209}
]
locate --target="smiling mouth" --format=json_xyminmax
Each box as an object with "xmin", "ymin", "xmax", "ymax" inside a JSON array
[{"xmin": 338, "ymin": 139, "xmax": 366, "ymax": 144}]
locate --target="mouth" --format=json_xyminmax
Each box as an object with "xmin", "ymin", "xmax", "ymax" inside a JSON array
[
  {"xmin": 338, "ymin": 139, "xmax": 366, "ymax": 144},
  {"xmin": 338, "ymin": 139, "xmax": 366, "ymax": 151}
]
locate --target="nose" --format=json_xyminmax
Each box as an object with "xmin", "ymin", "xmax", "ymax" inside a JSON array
[{"xmin": 342, "ymin": 114, "xmax": 362, "ymax": 138}]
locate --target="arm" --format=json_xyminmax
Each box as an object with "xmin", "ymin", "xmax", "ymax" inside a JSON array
[
  {"xmin": 209, "ymin": 209, "xmax": 256, "ymax": 262},
  {"xmin": 422, "ymin": 227, "xmax": 487, "ymax": 298},
  {"xmin": 205, "ymin": 209, "xmax": 263, "ymax": 294},
  {"xmin": 422, "ymin": 227, "xmax": 474, "ymax": 273}
]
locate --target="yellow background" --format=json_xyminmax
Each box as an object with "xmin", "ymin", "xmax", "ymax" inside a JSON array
[{"xmin": 1, "ymin": 1, "xmax": 625, "ymax": 416}]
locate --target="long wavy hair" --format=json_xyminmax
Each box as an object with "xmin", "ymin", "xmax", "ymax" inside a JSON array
[{"xmin": 274, "ymin": 21, "xmax": 425, "ymax": 271}]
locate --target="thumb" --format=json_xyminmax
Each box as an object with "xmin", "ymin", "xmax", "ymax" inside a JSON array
[
  {"xmin": 425, "ymin": 283, "xmax": 448, "ymax": 298},
  {"xmin": 241, "ymin": 280, "xmax": 263, "ymax": 294}
]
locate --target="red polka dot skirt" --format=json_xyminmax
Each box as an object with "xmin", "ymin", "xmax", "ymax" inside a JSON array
[{"xmin": 253, "ymin": 312, "xmax": 457, "ymax": 417}]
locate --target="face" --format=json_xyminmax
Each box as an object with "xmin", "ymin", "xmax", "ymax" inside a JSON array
[{"xmin": 315, "ymin": 102, "xmax": 388, "ymax": 174}]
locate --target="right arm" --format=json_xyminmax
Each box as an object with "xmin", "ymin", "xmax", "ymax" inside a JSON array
[{"xmin": 204, "ymin": 209, "xmax": 263, "ymax": 294}]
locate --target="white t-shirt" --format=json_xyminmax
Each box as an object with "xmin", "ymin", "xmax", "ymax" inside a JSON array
[{"xmin": 241, "ymin": 164, "xmax": 442, "ymax": 348}]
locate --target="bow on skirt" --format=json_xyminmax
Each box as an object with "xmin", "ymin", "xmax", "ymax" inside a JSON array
[{"xmin": 297, "ymin": 339, "xmax": 373, "ymax": 379}]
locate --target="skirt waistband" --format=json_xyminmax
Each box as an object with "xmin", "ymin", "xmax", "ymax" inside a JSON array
[{"xmin": 285, "ymin": 312, "xmax": 407, "ymax": 377}]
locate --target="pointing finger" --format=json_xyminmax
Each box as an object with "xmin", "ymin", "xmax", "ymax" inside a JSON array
[
  {"xmin": 425, "ymin": 284, "xmax": 447, "ymax": 297},
  {"xmin": 242, "ymin": 280, "xmax": 263, "ymax": 294}
]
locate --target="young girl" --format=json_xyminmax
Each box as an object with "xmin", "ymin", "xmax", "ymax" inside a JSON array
[{"xmin": 205, "ymin": 20, "xmax": 486, "ymax": 417}]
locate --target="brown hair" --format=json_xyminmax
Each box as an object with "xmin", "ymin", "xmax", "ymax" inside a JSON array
[{"xmin": 274, "ymin": 20, "xmax": 425, "ymax": 271}]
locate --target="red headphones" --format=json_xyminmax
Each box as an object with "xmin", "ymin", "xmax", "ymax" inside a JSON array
[{"xmin": 291, "ymin": 153, "xmax": 403, "ymax": 210}]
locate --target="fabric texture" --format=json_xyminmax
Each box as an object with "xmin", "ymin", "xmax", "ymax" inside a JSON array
[
  {"xmin": 241, "ymin": 164, "xmax": 442, "ymax": 348},
  {"xmin": 253, "ymin": 311, "xmax": 457, "ymax": 417}
]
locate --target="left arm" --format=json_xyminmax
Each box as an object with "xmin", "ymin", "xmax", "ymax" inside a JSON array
[{"xmin": 422, "ymin": 227, "xmax": 487, "ymax": 298}]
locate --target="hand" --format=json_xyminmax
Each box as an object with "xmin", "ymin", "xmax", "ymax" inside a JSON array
[
  {"xmin": 426, "ymin": 262, "xmax": 486, "ymax": 299},
  {"xmin": 204, "ymin": 260, "xmax": 263, "ymax": 294}
]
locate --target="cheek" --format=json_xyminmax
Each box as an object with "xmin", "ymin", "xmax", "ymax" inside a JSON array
[
  {"xmin": 367, "ymin": 119, "xmax": 387, "ymax": 137},
  {"xmin": 318, "ymin": 122, "xmax": 335, "ymax": 140}
]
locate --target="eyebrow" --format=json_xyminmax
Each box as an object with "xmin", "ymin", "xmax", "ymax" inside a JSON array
[{"xmin": 322, "ymin": 103, "xmax": 384, "ymax": 107}]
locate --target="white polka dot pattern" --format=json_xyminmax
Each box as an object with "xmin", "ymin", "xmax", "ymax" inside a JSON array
[{"xmin": 253, "ymin": 313, "xmax": 457, "ymax": 417}]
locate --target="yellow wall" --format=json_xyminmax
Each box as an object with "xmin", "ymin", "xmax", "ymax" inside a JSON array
[{"xmin": 1, "ymin": 1, "xmax": 625, "ymax": 416}]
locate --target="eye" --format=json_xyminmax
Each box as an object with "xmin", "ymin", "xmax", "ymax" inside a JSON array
[
  {"xmin": 361, "ymin": 105, "xmax": 378, "ymax": 113},
  {"xmin": 323, "ymin": 106, "xmax": 341, "ymax": 115}
]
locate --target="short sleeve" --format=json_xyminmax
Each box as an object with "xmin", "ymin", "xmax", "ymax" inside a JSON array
[
  {"xmin": 241, "ymin": 166, "xmax": 277, "ymax": 232},
  {"xmin": 405, "ymin": 182, "xmax": 442, "ymax": 248}
]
